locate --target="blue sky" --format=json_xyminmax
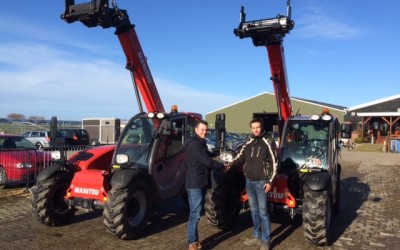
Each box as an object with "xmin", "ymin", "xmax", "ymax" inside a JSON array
[{"xmin": 1, "ymin": 0, "xmax": 399, "ymax": 121}]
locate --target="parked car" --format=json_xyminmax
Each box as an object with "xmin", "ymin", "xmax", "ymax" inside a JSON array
[
  {"xmin": 58, "ymin": 129, "xmax": 90, "ymax": 146},
  {"xmin": 22, "ymin": 131, "xmax": 65, "ymax": 150},
  {"xmin": 205, "ymin": 137, "xmax": 218, "ymax": 154},
  {"xmin": 0, "ymin": 134, "xmax": 51, "ymax": 188},
  {"xmin": 206, "ymin": 129, "xmax": 247, "ymax": 152}
]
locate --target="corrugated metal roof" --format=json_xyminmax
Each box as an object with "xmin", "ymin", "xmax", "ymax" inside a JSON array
[
  {"xmin": 205, "ymin": 91, "xmax": 346, "ymax": 115},
  {"xmin": 356, "ymin": 112, "xmax": 400, "ymax": 117},
  {"xmin": 348, "ymin": 94, "xmax": 400, "ymax": 111},
  {"xmin": 292, "ymin": 96, "xmax": 346, "ymax": 111}
]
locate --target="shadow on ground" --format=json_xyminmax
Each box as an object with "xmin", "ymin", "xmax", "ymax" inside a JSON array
[{"xmin": 331, "ymin": 176, "xmax": 370, "ymax": 243}]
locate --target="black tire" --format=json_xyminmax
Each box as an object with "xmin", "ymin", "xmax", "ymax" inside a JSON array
[
  {"xmin": 31, "ymin": 171, "xmax": 75, "ymax": 226},
  {"xmin": 205, "ymin": 182, "xmax": 241, "ymax": 230},
  {"xmin": 103, "ymin": 180, "xmax": 152, "ymax": 240},
  {"xmin": 0, "ymin": 166, "xmax": 8, "ymax": 189},
  {"xmin": 302, "ymin": 185, "xmax": 332, "ymax": 246},
  {"xmin": 333, "ymin": 166, "xmax": 341, "ymax": 213}
]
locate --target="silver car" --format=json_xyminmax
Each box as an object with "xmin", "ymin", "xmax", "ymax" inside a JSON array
[{"xmin": 22, "ymin": 131, "xmax": 65, "ymax": 150}]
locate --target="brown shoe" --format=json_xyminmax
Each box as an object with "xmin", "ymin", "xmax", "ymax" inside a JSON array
[
  {"xmin": 260, "ymin": 240, "xmax": 270, "ymax": 250},
  {"xmin": 197, "ymin": 242, "xmax": 202, "ymax": 250},
  {"xmin": 188, "ymin": 242, "xmax": 198, "ymax": 250},
  {"xmin": 243, "ymin": 238, "xmax": 261, "ymax": 246}
]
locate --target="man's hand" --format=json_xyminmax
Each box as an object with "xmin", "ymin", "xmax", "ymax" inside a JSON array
[
  {"xmin": 224, "ymin": 163, "xmax": 231, "ymax": 172},
  {"xmin": 263, "ymin": 183, "xmax": 271, "ymax": 193}
]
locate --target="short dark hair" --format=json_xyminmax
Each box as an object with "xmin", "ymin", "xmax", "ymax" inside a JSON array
[
  {"xmin": 195, "ymin": 119, "xmax": 208, "ymax": 128},
  {"xmin": 250, "ymin": 117, "xmax": 264, "ymax": 127}
]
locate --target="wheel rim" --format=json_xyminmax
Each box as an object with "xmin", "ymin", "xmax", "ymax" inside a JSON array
[{"xmin": 127, "ymin": 190, "xmax": 147, "ymax": 227}]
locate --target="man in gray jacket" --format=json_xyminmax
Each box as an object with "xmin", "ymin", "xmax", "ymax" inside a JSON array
[{"xmin": 229, "ymin": 117, "xmax": 277, "ymax": 250}]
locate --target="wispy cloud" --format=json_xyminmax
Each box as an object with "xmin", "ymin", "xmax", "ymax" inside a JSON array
[
  {"xmin": 295, "ymin": 1, "xmax": 363, "ymax": 39},
  {"xmin": 0, "ymin": 11, "xmax": 110, "ymax": 53},
  {"xmin": 0, "ymin": 43, "xmax": 242, "ymax": 120}
]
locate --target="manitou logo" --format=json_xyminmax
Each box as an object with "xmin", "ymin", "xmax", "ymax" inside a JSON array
[
  {"xmin": 268, "ymin": 191, "xmax": 284, "ymax": 199},
  {"xmin": 138, "ymin": 51, "xmax": 153, "ymax": 85},
  {"xmin": 74, "ymin": 187, "xmax": 100, "ymax": 195}
]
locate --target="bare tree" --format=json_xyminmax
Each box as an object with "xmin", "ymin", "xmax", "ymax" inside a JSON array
[
  {"xmin": 28, "ymin": 115, "xmax": 45, "ymax": 121},
  {"xmin": 7, "ymin": 113, "xmax": 26, "ymax": 119}
]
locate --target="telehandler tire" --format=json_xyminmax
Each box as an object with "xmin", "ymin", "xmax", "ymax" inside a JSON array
[
  {"xmin": 205, "ymin": 182, "xmax": 241, "ymax": 230},
  {"xmin": 31, "ymin": 171, "xmax": 75, "ymax": 226},
  {"xmin": 103, "ymin": 180, "xmax": 152, "ymax": 240},
  {"xmin": 333, "ymin": 166, "xmax": 341, "ymax": 213},
  {"xmin": 302, "ymin": 185, "xmax": 332, "ymax": 246}
]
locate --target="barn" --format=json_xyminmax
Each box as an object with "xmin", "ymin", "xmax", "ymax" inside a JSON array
[
  {"xmin": 205, "ymin": 92, "xmax": 346, "ymax": 134},
  {"xmin": 344, "ymin": 94, "xmax": 400, "ymax": 144}
]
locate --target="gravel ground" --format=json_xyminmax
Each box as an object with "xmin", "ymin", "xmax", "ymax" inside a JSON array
[{"xmin": 0, "ymin": 150, "xmax": 399, "ymax": 250}]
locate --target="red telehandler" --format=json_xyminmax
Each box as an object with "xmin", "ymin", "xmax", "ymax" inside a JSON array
[
  {"xmin": 31, "ymin": 0, "xmax": 241, "ymax": 240},
  {"xmin": 231, "ymin": 0, "xmax": 342, "ymax": 246}
]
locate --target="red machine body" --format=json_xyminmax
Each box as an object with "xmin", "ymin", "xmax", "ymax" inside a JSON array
[
  {"xmin": 62, "ymin": 0, "xmax": 164, "ymax": 113},
  {"xmin": 32, "ymin": 3, "xmax": 206, "ymax": 234},
  {"xmin": 234, "ymin": 2, "xmax": 295, "ymax": 209},
  {"xmin": 116, "ymin": 27, "xmax": 164, "ymax": 113},
  {"xmin": 59, "ymin": 0, "xmax": 165, "ymax": 209},
  {"xmin": 267, "ymin": 44, "xmax": 293, "ymax": 122},
  {"xmin": 65, "ymin": 145, "xmax": 114, "ymax": 209}
]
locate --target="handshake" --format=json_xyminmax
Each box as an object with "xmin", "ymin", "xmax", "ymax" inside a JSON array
[{"xmin": 223, "ymin": 163, "xmax": 231, "ymax": 172}]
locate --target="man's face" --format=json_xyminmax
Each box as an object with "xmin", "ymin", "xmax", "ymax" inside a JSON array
[
  {"xmin": 251, "ymin": 122, "xmax": 262, "ymax": 137},
  {"xmin": 195, "ymin": 123, "xmax": 208, "ymax": 139}
]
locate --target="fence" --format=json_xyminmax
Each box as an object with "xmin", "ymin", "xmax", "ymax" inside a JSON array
[
  {"xmin": 0, "ymin": 146, "xmax": 87, "ymax": 189},
  {"xmin": 0, "ymin": 121, "xmax": 81, "ymax": 135}
]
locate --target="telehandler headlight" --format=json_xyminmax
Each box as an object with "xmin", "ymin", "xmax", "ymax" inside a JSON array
[
  {"xmin": 310, "ymin": 114, "xmax": 320, "ymax": 120},
  {"xmin": 311, "ymin": 107, "xmax": 332, "ymax": 121},
  {"xmin": 321, "ymin": 114, "xmax": 332, "ymax": 121},
  {"xmin": 116, "ymin": 154, "xmax": 129, "ymax": 164},
  {"xmin": 147, "ymin": 112, "xmax": 165, "ymax": 119},
  {"xmin": 51, "ymin": 151, "xmax": 61, "ymax": 160}
]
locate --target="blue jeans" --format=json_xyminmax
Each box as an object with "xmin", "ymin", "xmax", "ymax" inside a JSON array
[
  {"xmin": 246, "ymin": 179, "xmax": 272, "ymax": 242},
  {"xmin": 186, "ymin": 188, "xmax": 206, "ymax": 244}
]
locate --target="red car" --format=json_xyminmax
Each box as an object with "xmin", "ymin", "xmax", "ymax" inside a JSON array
[{"xmin": 0, "ymin": 134, "xmax": 51, "ymax": 188}]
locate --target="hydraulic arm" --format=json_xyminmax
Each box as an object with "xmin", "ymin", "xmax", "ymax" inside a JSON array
[
  {"xmin": 234, "ymin": 0, "xmax": 294, "ymax": 132},
  {"xmin": 61, "ymin": 0, "xmax": 165, "ymax": 113}
]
